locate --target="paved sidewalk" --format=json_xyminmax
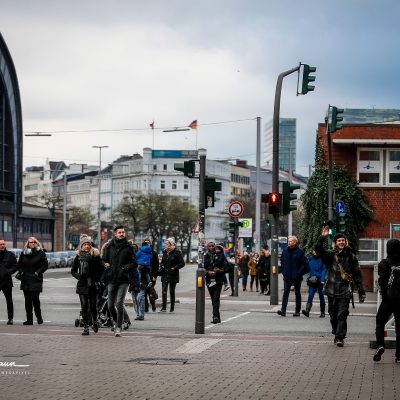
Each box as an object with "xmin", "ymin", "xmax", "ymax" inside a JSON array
[{"xmin": 0, "ymin": 324, "xmax": 398, "ymax": 400}]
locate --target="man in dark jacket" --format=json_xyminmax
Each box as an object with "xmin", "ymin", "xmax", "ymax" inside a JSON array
[
  {"xmin": 159, "ymin": 238, "xmax": 185, "ymax": 313},
  {"xmin": 315, "ymin": 227, "xmax": 366, "ymax": 347},
  {"xmin": 277, "ymin": 236, "xmax": 308, "ymax": 317},
  {"xmin": 102, "ymin": 225, "xmax": 136, "ymax": 337},
  {"xmin": 0, "ymin": 239, "xmax": 18, "ymax": 325},
  {"xmin": 204, "ymin": 242, "xmax": 227, "ymax": 323}
]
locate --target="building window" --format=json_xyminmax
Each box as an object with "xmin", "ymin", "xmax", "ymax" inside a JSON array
[
  {"xmin": 24, "ymin": 184, "xmax": 38, "ymax": 191},
  {"xmin": 153, "ymin": 164, "xmax": 157, "ymax": 171},
  {"xmin": 184, "ymin": 181, "xmax": 189, "ymax": 190},
  {"xmin": 160, "ymin": 180, "xmax": 165, "ymax": 189},
  {"xmin": 388, "ymin": 150, "xmax": 400, "ymax": 184},
  {"xmin": 357, "ymin": 149, "xmax": 382, "ymax": 184},
  {"xmin": 163, "ymin": 164, "xmax": 167, "ymax": 171},
  {"xmin": 172, "ymin": 180, "xmax": 177, "ymax": 190},
  {"xmin": 358, "ymin": 239, "xmax": 379, "ymax": 263}
]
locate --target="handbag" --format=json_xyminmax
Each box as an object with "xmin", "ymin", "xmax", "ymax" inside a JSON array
[{"xmin": 307, "ymin": 275, "xmax": 320, "ymax": 288}]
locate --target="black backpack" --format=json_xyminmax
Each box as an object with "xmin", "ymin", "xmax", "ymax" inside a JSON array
[{"xmin": 387, "ymin": 266, "xmax": 400, "ymax": 301}]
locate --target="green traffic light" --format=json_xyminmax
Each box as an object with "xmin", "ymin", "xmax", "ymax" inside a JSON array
[
  {"xmin": 330, "ymin": 106, "xmax": 344, "ymax": 132},
  {"xmin": 281, "ymin": 181, "xmax": 300, "ymax": 215},
  {"xmin": 301, "ymin": 64, "xmax": 317, "ymax": 95}
]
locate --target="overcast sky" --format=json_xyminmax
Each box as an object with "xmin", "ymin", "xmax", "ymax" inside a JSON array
[{"xmin": 1, "ymin": 0, "xmax": 400, "ymax": 176}]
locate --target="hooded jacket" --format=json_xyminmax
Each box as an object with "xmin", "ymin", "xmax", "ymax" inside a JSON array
[
  {"xmin": 0, "ymin": 249, "xmax": 18, "ymax": 289},
  {"xmin": 378, "ymin": 239, "xmax": 400, "ymax": 302},
  {"xmin": 204, "ymin": 245, "xmax": 227, "ymax": 285},
  {"xmin": 18, "ymin": 247, "xmax": 48, "ymax": 292}
]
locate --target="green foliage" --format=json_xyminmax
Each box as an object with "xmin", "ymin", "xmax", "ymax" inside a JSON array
[
  {"xmin": 299, "ymin": 165, "xmax": 373, "ymax": 254},
  {"xmin": 67, "ymin": 206, "xmax": 96, "ymax": 235}
]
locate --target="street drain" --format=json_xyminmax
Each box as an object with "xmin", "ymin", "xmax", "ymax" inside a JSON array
[{"xmin": 126, "ymin": 358, "xmax": 189, "ymax": 365}]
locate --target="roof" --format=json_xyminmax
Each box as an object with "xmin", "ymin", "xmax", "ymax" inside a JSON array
[{"xmin": 21, "ymin": 203, "xmax": 54, "ymax": 220}]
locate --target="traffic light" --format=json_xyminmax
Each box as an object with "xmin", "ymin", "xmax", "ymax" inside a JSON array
[
  {"xmin": 228, "ymin": 221, "xmax": 243, "ymax": 235},
  {"xmin": 174, "ymin": 160, "xmax": 196, "ymax": 177},
  {"xmin": 330, "ymin": 106, "xmax": 344, "ymax": 132},
  {"xmin": 268, "ymin": 192, "xmax": 281, "ymax": 215},
  {"xmin": 204, "ymin": 176, "xmax": 222, "ymax": 209},
  {"xmin": 324, "ymin": 220, "xmax": 335, "ymax": 237},
  {"xmin": 301, "ymin": 64, "xmax": 317, "ymax": 94},
  {"xmin": 281, "ymin": 181, "xmax": 300, "ymax": 215},
  {"xmin": 336, "ymin": 212, "xmax": 346, "ymax": 234}
]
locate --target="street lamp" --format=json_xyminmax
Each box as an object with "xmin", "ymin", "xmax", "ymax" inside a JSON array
[{"xmin": 92, "ymin": 145, "xmax": 109, "ymax": 248}]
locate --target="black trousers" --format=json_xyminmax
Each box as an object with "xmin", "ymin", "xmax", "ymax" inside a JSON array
[
  {"xmin": 79, "ymin": 291, "xmax": 98, "ymax": 326},
  {"xmin": 23, "ymin": 290, "xmax": 42, "ymax": 322},
  {"xmin": 375, "ymin": 299, "xmax": 400, "ymax": 357},
  {"xmin": 328, "ymin": 296, "xmax": 350, "ymax": 340},
  {"xmin": 162, "ymin": 281, "xmax": 177, "ymax": 310},
  {"xmin": 0, "ymin": 285, "xmax": 14, "ymax": 319},
  {"xmin": 207, "ymin": 283, "xmax": 223, "ymax": 319}
]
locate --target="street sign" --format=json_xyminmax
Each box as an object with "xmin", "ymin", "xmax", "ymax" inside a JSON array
[
  {"xmin": 335, "ymin": 200, "xmax": 345, "ymax": 215},
  {"xmin": 228, "ymin": 201, "xmax": 244, "ymax": 218},
  {"xmin": 238, "ymin": 218, "xmax": 252, "ymax": 238}
]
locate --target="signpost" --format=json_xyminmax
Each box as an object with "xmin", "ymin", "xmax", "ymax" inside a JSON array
[{"xmin": 228, "ymin": 201, "xmax": 244, "ymax": 218}]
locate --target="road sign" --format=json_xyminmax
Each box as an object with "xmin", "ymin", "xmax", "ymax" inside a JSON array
[
  {"xmin": 335, "ymin": 200, "xmax": 345, "ymax": 215},
  {"xmin": 228, "ymin": 201, "xmax": 244, "ymax": 218},
  {"xmin": 238, "ymin": 218, "xmax": 252, "ymax": 238}
]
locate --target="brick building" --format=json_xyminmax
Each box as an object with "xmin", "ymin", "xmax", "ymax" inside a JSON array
[{"xmin": 317, "ymin": 123, "xmax": 400, "ymax": 290}]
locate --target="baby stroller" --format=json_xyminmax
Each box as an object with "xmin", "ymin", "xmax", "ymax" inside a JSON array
[{"xmin": 97, "ymin": 285, "xmax": 113, "ymax": 328}]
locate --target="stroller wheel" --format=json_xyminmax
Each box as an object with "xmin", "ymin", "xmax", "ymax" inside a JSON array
[{"xmin": 74, "ymin": 319, "xmax": 80, "ymax": 327}]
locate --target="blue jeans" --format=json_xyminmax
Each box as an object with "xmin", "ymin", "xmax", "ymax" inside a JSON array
[
  {"xmin": 108, "ymin": 283, "xmax": 128, "ymax": 329},
  {"xmin": 132, "ymin": 289, "xmax": 146, "ymax": 318},
  {"xmin": 307, "ymin": 283, "xmax": 326, "ymax": 306},
  {"xmin": 281, "ymin": 279, "xmax": 302, "ymax": 312}
]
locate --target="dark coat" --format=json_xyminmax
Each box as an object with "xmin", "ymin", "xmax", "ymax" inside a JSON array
[
  {"xmin": 0, "ymin": 249, "xmax": 18, "ymax": 289},
  {"xmin": 102, "ymin": 238, "xmax": 137, "ymax": 284},
  {"xmin": 280, "ymin": 246, "xmax": 308, "ymax": 281},
  {"xmin": 71, "ymin": 248, "xmax": 104, "ymax": 295},
  {"xmin": 257, "ymin": 255, "xmax": 270, "ymax": 281},
  {"xmin": 160, "ymin": 248, "xmax": 185, "ymax": 283},
  {"xmin": 315, "ymin": 236, "xmax": 365, "ymax": 298},
  {"xmin": 18, "ymin": 248, "xmax": 48, "ymax": 292},
  {"xmin": 204, "ymin": 248, "xmax": 227, "ymax": 285},
  {"xmin": 377, "ymin": 241, "xmax": 400, "ymax": 302},
  {"xmin": 239, "ymin": 256, "xmax": 250, "ymax": 276}
]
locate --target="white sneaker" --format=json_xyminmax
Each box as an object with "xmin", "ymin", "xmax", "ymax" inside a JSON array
[
  {"xmin": 114, "ymin": 327, "xmax": 122, "ymax": 337},
  {"xmin": 224, "ymin": 285, "xmax": 230, "ymax": 291}
]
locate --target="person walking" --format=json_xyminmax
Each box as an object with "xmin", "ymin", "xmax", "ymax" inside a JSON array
[
  {"xmin": 249, "ymin": 254, "xmax": 259, "ymax": 292},
  {"xmin": 0, "ymin": 239, "xmax": 18, "ymax": 325},
  {"xmin": 302, "ymin": 248, "xmax": 326, "ymax": 318},
  {"xmin": 159, "ymin": 238, "xmax": 185, "ymax": 313},
  {"xmin": 142, "ymin": 238, "xmax": 159, "ymax": 313},
  {"xmin": 204, "ymin": 242, "xmax": 227, "ymax": 323},
  {"xmin": 71, "ymin": 234, "xmax": 103, "ymax": 335},
  {"xmin": 277, "ymin": 236, "xmax": 308, "ymax": 317},
  {"xmin": 315, "ymin": 227, "xmax": 366, "ymax": 347},
  {"xmin": 373, "ymin": 239, "xmax": 400, "ymax": 363},
  {"xmin": 257, "ymin": 249, "xmax": 271, "ymax": 295},
  {"xmin": 102, "ymin": 225, "xmax": 136, "ymax": 337},
  {"xmin": 239, "ymin": 253, "xmax": 250, "ymax": 291},
  {"xmin": 17, "ymin": 237, "xmax": 48, "ymax": 325}
]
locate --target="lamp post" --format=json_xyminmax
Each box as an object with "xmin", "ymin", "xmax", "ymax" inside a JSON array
[{"xmin": 92, "ymin": 145, "xmax": 108, "ymax": 247}]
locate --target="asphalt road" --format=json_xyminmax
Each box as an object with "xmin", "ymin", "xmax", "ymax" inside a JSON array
[{"xmin": 0, "ymin": 264, "xmax": 377, "ymax": 341}]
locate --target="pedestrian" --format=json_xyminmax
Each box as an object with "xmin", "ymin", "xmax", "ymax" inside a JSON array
[
  {"xmin": 315, "ymin": 227, "xmax": 366, "ymax": 347},
  {"xmin": 277, "ymin": 236, "xmax": 308, "ymax": 317},
  {"xmin": 132, "ymin": 240, "xmax": 153, "ymax": 321},
  {"xmin": 17, "ymin": 236, "xmax": 48, "ymax": 325},
  {"xmin": 204, "ymin": 243, "xmax": 227, "ymax": 323},
  {"xmin": 302, "ymin": 248, "xmax": 326, "ymax": 318},
  {"xmin": 0, "ymin": 239, "xmax": 18, "ymax": 325},
  {"xmin": 159, "ymin": 238, "xmax": 185, "ymax": 313},
  {"xmin": 373, "ymin": 239, "xmax": 400, "ymax": 363},
  {"xmin": 257, "ymin": 249, "xmax": 271, "ymax": 295},
  {"xmin": 249, "ymin": 254, "xmax": 259, "ymax": 292},
  {"xmin": 102, "ymin": 225, "xmax": 136, "ymax": 337},
  {"xmin": 142, "ymin": 238, "xmax": 159, "ymax": 313},
  {"xmin": 239, "ymin": 252, "xmax": 250, "ymax": 291},
  {"xmin": 71, "ymin": 234, "xmax": 103, "ymax": 335},
  {"xmin": 227, "ymin": 252, "xmax": 236, "ymax": 296}
]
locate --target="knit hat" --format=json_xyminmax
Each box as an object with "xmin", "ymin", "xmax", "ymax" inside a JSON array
[
  {"xmin": 80, "ymin": 234, "xmax": 92, "ymax": 248},
  {"xmin": 166, "ymin": 237, "xmax": 175, "ymax": 246},
  {"xmin": 333, "ymin": 233, "xmax": 347, "ymax": 243}
]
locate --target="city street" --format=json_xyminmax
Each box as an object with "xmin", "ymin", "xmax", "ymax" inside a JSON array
[{"xmin": 1, "ymin": 264, "xmax": 398, "ymax": 400}]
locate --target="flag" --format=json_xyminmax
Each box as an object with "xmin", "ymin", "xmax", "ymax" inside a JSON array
[
  {"xmin": 150, "ymin": 121, "xmax": 154, "ymax": 130},
  {"xmin": 188, "ymin": 120, "xmax": 197, "ymax": 130}
]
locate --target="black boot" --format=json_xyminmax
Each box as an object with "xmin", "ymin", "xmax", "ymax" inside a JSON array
[
  {"xmin": 302, "ymin": 303, "xmax": 312, "ymax": 317},
  {"xmin": 81, "ymin": 325, "xmax": 89, "ymax": 336},
  {"xmin": 320, "ymin": 303, "xmax": 326, "ymax": 318}
]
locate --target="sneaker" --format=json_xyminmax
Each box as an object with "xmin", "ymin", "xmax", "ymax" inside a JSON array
[
  {"xmin": 135, "ymin": 316, "xmax": 144, "ymax": 321},
  {"xmin": 7, "ymin": 319, "xmax": 13, "ymax": 325},
  {"xmin": 277, "ymin": 310, "xmax": 286, "ymax": 317},
  {"xmin": 336, "ymin": 339, "xmax": 344, "ymax": 347},
  {"xmin": 114, "ymin": 327, "xmax": 122, "ymax": 337},
  {"xmin": 123, "ymin": 321, "xmax": 131, "ymax": 330},
  {"xmin": 373, "ymin": 346, "xmax": 385, "ymax": 362},
  {"xmin": 23, "ymin": 321, "xmax": 33, "ymax": 325},
  {"xmin": 224, "ymin": 285, "xmax": 230, "ymax": 291},
  {"xmin": 159, "ymin": 308, "xmax": 167, "ymax": 313},
  {"xmin": 82, "ymin": 327, "xmax": 89, "ymax": 336},
  {"xmin": 395, "ymin": 357, "xmax": 400, "ymax": 364},
  {"xmin": 293, "ymin": 312, "xmax": 300, "ymax": 317},
  {"xmin": 92, "ymin": 322, "xmax": 99, "ymax": 333},
  {"xmin": 37, "ymin": 316, "xmax": 43, "ymax": 325}
]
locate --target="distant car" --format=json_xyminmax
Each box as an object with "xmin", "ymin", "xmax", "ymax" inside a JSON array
[
  {"xmin": 54, "ymin": 252, "xmax": 68, "ymax": 268},
  {"xmin": 67, "ymin": 250, "xmax": 77, "ymax": 265},
  {"xmin": 46, "ymin": 252, "xmax": 61, "ymax": 269},
  {"xmin": 8, "ymin": 248, "xmax": 22, "ymax": 261}
]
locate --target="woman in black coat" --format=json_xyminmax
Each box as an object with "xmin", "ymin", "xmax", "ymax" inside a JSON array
[
  {"xmin": 159, "ymin": 238, "xmax": 185, "ymax": 313},
  {"xmin": 71, "ymin": 235, "xmax": 104, "ymax": 335},
  {"xmin": 257, "ymin": 249, "xmax": 271, "ymax": 295},
  {"xmin": 18, "ymin": 237, "xmax": 48, "ymax": 325}
]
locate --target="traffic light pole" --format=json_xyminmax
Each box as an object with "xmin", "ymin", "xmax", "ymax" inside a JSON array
[
  {"xmin": 195, "ymin": 152, "xmax": 206, "ymax": 334},
  {"xmin": 326, "ymin": 110, "xmax": 334, "ymax": 247},
  {"xmin": 233, "ymin": 220, "xmax": 239, "ymax": 297},
  {"xmin": 270, "ymin": 65, "xmax": 299, "ymax": 306}
]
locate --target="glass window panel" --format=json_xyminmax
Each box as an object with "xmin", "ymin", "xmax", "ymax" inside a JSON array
[
  {"xmin": 359, "ymin": 151, "xmax": 380, "ymax": 161},
  {"xmin": 389, "ymin": 173, "xmax": 400, "ymax": 183},
  {"xmin": 359, "ymin": 173, "xmax": 380, "ymax": 183}
]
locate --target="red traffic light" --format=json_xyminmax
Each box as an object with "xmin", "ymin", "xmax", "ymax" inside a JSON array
[{"xmin": 268, "ymin": 192, "xmax": 281, "ymax": 205}]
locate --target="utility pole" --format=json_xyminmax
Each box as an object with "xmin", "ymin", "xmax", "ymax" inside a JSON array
[
  {"xmin": 92, "ymin": 145, "xmax": 108, "ymax": 248},
  {"xmin": 255, "ymin": 116, "xmax": 261, "ymax": 253}
]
